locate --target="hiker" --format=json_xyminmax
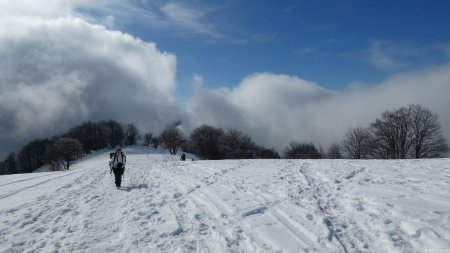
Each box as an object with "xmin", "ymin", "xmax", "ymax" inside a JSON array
[
  {"xmin": 180, "ymin": 153, "xmax": 186, "ymax": 161},
  {"xmin": 110, "ymin": 148, "xmax": 126, "ymax": 188}
]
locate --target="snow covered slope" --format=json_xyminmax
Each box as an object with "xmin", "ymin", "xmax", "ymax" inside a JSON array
[{"xmin": 1, "ymin": 146, "xmax": 449, "ymax": 253}]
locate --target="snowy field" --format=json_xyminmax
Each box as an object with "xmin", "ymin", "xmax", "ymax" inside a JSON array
[{"xmin": 0, "ymin": 146, "xmax": 449, "ymax": 253}]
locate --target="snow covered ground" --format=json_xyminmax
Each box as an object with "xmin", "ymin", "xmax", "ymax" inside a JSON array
[{"xmin": 1, "ymin": 146, "xmax": 449, "ymax": 253}]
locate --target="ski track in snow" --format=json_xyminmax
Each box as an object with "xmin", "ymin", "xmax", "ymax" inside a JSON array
[{"xmin": 0, "ymin": 146, "xmax": 449, "ymax": 253}]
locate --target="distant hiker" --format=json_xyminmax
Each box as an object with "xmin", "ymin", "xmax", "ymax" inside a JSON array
[
  {"xmin": 110, "ymin": 148, "xmax": 126, "ymax": 189},
  {"xmin": 180, "ymin": 153, "xmax": 186, "ymax": 161},
  {"xmin": 108, "ymin": 152, "xmax": 115, "ymax": 168}
]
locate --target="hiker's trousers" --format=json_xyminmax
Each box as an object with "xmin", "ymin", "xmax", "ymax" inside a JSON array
[{"xmin": 113, "ymin": 167, "xmax": 125, "ymax": 187}]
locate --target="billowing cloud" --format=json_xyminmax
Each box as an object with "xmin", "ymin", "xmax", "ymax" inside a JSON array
[
  {"xmin": 187, "ymin": 66, "xmax": 450, "ymax": 153},
  {"xmin": 0, "ymin": 1, "xmax": 179, "ymax": 158}
]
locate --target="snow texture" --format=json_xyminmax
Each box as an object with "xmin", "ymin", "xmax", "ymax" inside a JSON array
[{"xmin": 1, "ymin": 146, "xmax": 449, "ymax": 252}]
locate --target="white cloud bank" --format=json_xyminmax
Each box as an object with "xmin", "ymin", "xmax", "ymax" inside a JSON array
[
  {"xmin": 187, "ymin": 65, "xmax": 450, "ymax": 152},
  {"xmin": 0, "ymin": 0, "xmax": 179, "ymax": 158}
]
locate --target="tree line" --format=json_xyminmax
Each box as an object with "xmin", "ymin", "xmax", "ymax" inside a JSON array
[
  {"xmin": 0, "ymin": 118, "xmax": 279, "ymax": 175},
  {"xmin": 0, "ymin": 104, "xmax": 448, "ymax": 175},
  {"xmin": 283, "ymin": 105, "xmax": 448, "ymax": 159},
  {"xmin": 330, "ymin": 104, "xmax": 449, "ymax": 159},
  {"xmin": 184, "ymin": 125, "xmax": 280, "ymax": 159},
  {"xmin": 0, "ymin": 120, "xmax": 141, "ymax": 175},
  {"xmin": 244, "ymin": 105, "xmax": 447, "ymax": 160}
]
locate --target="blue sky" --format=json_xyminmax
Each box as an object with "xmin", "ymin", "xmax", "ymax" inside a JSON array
[{"xmin": 85, "ymin": 0, "xmax": 450, "ymax": 100}]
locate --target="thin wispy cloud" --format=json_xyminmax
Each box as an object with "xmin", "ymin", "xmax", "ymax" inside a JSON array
[
  {"xmin": 368, "ymin": 41, "xmax": 406, "ymax": 70},
  {"xmin": 295, "ymin": 47, "xmax": 315, "ymax": 56},
  {"xmin": 160, "ymin": 2, "xmax": 224, "ymax": 39},
  {"xmin": 75, "ymin": 1, "xmax": 274, "ymax": 45},
  {"xmin": 367, "ymin": 40, "xmax": 431, "ymax": 71},
  {"xmin": 284, "ymin": 3, "xmax": 296, "ymax": 13},
  {"xmin": 59, "ymin": 1, "xmax": 169, "ymax": 31},
  {"xmin": 74, "ymin": 1, "xmax": 227, "ymax": 40},
  {"xmin": 251, "ymin": 33, "xmax": 277, "ymax": 43}
]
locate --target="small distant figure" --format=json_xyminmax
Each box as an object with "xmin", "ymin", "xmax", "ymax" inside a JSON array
[
  {"xmin": 110, "ymin": 148, "xmax": 126, "ymax": 189},
  {"xmin": 180, "ymin": 153, "xmax": 186, "ymax": 161}
]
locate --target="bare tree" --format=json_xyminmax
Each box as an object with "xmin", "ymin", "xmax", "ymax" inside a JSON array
[
  {"xmin": 370, "ymin": 107, "xmax": 414, "ymax": 159},
  {"xmin": 222, "ymin": 128, "xmax": 256, "ymax": 159},
  {"xmin": 101, "ymin": 120, "xmax": 125, "ymax": 148},
  {"xmin": 18, "ymin": 139, "xmax": 52, "ymax": 173},
  {"xmin": 65, "ymin": 121, "xmax": 104, "ymax": 153},
  {"xmin": 342, "ymin": 104, "xmax": 448, "ymax": 159},
  {"xmin": 65, "ymin": 120, "xmax": 126, "ymax": 152},
  {"xmin": 3, "ymin": 152, "xmax": 18, "ymax": 174},
  {"xmin": 143, "ymin": 132, "xmax": 153, "ymax": 146},
  {"xmin": 124, "ymin": 124, "xmax": 140, "ymax": 145},
  {"xmin": 284, "ymin": 142, "xmax": 321, "ymax": 159},
  {"xmin": 161, "ymin": 126, "xmax": 184, "ymax": 155},
  {"xmin": 44, "ymin": 145, "xmax": 64, "ymax": 171},
  {"xmin": 327, "ymin": 142, "xmax": 343, "ymax": 159},
  {"xmin": 189, "ymin": 125, "xmax": 224, "ymax": 159},
  {"xmin": 151, "ymin": 137, "xmax": 161, "ymax": 149},
  {"xmin": 254, "ymin": 146, "xmax": 280, "ymax": 159},
  {"xmin": 409, "ymin": 104, "xmax": 449, "ymax": 158},
  {"xmin": 44, "ymin": 138, "xmax": 83, "ymax": 170},
  {"xmin": 0, "ymin": 161, "xmax": 4, "ymax": 175},
  {"xmin": 341, "ymin": 127, "xmax": 371, "ymax": 159}
]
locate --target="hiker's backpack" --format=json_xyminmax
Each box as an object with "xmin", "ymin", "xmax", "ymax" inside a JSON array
[{"xmin": 113, "ymin": 153, "xmax": 126, "ymax": 168}]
